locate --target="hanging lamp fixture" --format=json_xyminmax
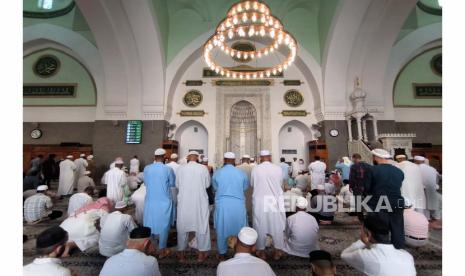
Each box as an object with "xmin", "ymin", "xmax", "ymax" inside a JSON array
[{"xmin": 203, "ymin": 0, "xmax": 297, "ymax": 79}]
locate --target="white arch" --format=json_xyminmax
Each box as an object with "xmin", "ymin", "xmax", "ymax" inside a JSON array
[
  {"xmin": 278, "ymin": 120, "xmax": 313, "ymax": 164},
  {"xmin": 383, "ymin": 23, "xmax": 442, "ymax": 121},
  {"xmin": 175, "ymin": 120, "xmax": 209, "ymax": 158},
  {"xmin": 23, "ymin": 23, "xmax": 103, "ymax": 121},
  {"xmin": 164, "ymin": 29, "xmax": 323, "ymax": 121}
]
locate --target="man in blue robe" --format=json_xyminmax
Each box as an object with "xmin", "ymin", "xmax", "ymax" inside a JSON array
[
  {"xmin": 212, "ymin": 152, "xmax": 249, "ymax": 260},
  {"xmin": 143, "ymin": 148, "xmax": 175, "ymax": 258}
]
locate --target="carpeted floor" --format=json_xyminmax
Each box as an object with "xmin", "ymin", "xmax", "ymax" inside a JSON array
[{"xmin": 23, "ymin": 182, "xmax": 442, "ymax": 276}]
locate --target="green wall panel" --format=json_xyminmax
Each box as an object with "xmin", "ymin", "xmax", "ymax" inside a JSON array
[
  {"xmin": 23, "ymin": 49, "xmax": 97, "ymax": 106},
  {"xmin": 393, "ymin": 47, "xmax": 442, "ymax": 107}
]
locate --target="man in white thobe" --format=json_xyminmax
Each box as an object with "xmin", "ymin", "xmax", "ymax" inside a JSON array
[
  {"xmin": 130, "ymin": 156, "xmax": 140, "ymax": 174},
  {"xmin": 57, "ymin": 155, "xmax": 77, "ymax": 197},
  {"xmin": 291, "ymin": 157, "xmax": 300, "ymax": 179},
  {"xmin": 73, "ymin": 154, "xmax": 88, "ymax": 189},
  {"xmin": 237, "ymin": 154, "xmax": 253, "ymax": 223},
  {"xmin": 104, "ymin": 158, "xmax": 128, "ymax": 204},
  {"xmin": 251, "ymin": 150, "xmax": 286, "ymax": 260},
  {"xmin": 67, "ymin": 186, "xmax": 94, "ymax": 216},
  {"xmin": 166, "ymin": 153, "xmax": 180, "ymax": 217},
  {"xmin": 308, "ymin": 156, "xmax": 326, "ymax": 190},
  {"xmin": 99, "ymin": 201, "xmax": 137, "ymax": 257},
  {"xmin": 77, "ymin": 171, "xmax": 95, "ymax": 193},
  {"xmin": 283, "ymin": 197, "xmax": 319, "ymax": 258},
  {"xmin": 414, "ymin": 156, "xmax": 441, "ymax": 224},
  {"xmin": 131, "ymin": 183, "xmax": 146, "ymax": 224},
  {"xmin": 176, "ymin": 151, "xmax": 211, "ymax": 262},
  {"xmin": 395, "ymin": 155, "xmax": 426, "ymax": 212},
  {"xmin": 216, "ymin": 227, "xmax": 276, "ymax": 276}
]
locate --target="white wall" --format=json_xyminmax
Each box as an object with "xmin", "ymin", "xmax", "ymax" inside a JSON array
[
  {"xmin": 278, "ymin": 121, "xmax": 312, "ymax": 165},
  {"xmin": 175, "ymin": 120, "xmax": 209, "ymax": 159}
]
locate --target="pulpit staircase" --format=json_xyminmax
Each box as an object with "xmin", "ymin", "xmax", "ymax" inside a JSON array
[{"xmin": 348, "ymin": 140, "xmax": 373, "ymax": 165}]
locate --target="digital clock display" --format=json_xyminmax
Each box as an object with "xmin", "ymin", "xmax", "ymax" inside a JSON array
[{"xmin": 125, "ymin": 120, "xmax": 143, "ymax": 144}]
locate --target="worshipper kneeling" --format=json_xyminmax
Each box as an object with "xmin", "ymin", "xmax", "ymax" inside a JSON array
[
  {"xmin": 310, "ymin": 185, "xmax": 336, "ymax": 225},
  {"xmin": 23, "ymin": 226, "xmax": 76, "ymax": 276},
  {"xmin": 143, "ymin": 148, "xmax": 176, "ymax": 259},
  {"xmin": 283, "ymin": 197, "xmax": 319, "ymax": 258},
  {"xmin": 294, "ymin": 170, "xmax": 309, "ymax": 192},
  {"xmin": 341, "ymin": 213, "xmax": 416, "ymax": 276},
  {"xmin": 131, "ymin": 183, "xmax": 146, "ymax": 225},
  {"xmin": 77, "ymin": 170, "xmax": 95, "ymax": 193},
  {"xmin": 176, "ymin": 151, "xmax": 211, "ymax": 262},
  {"xmin": 309, "ymin": 250, "xmax": 336, "ymax": 276},
  {"xmin": 24, "ymin": 185, "xmax": 63, "ymax": 224},
  {"xmin": 99, "ymin": 201, "xmax": 137, "ymax": 257},
  {"xmin": 59, "ymin": 197, "xmax": 113, "ymax": 257},
  {"xmin": 216, "ymin": 227, "xmax": 276, "ymax": 276},
  {"xmin": 67, "ymin": 186, "xmax": 94, "ymax": 216},
  {"xmin": 403, "ymin": 197, "xmax": 429, "ymax": 248},
  {"xmin": 99, "ymin": 227, "xmax": 161, "ymax": 276},
  {"xmin": 103, "ymin": 158, "xmax": 128, "ymax": 204},
  {"xmin": 212, "ymin": 152, "xmax": 249, "ymax": 260}
]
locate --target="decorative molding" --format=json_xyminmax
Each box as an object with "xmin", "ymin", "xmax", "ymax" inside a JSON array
[
  {"xmin": 417, "ymin": 1, "xmax": 442, "ymax": 16},
  {"xmin": 104, "ymin": 111, "xmax": 127, "ymax": 120},
  {"xmin": 24, "ymin": 1, "xmax": 76, "ymax": 18},
  {"xmin": 378, "ymin": 133, "xmax": 416, "ymax": 138},
  {"xmin": 143, "ymin": 112, "xmax": 164, "ymax": 120}
]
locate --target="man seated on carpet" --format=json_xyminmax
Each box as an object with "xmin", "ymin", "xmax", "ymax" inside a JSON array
[
  {"xmin": 403, "ymin": 197, "xmax": 429, "ymax": 248},
  {"xmin": 67, "ymin": 186, "xmax": 95, "ymax": 216},
  {"xmin": 24, "ymin": 185, "xmax": 63, "ymax": 224},
  {"xmin": 310, "ymin": 185, "xmax": 336, "ymax": 225},
  {"xmin": 283, "ymin": 197, "xmax": 319, "ymax": 258},
  {"xmin": 23, "ymin": 226, "xmax": 76, "ymax": 276},
  {"xmin": 295, "ymin": 170, "xmax": 309, "ymax": 192},
  {"xmin": 99, "ymin": 226, "xmax": 161, "ymax": 276},
  {"xmin": 309, "ymin": 250, "xmax": 336, "ymax": 276},
  {"xmin": 341, "ymin": 213, "xmax": 416, "ymax": 275},
  {"xmin": 99, "ymin": 201, "xmax": 137, "ymax": 257},
  {"xmin": 217, "ymin": 227, "xmax": 276, "ymax": 276}
]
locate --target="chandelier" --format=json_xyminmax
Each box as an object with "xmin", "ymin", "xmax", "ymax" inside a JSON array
[{"xmin": 203, "ymin": 0, "xmax": 297, "ymax": 79}]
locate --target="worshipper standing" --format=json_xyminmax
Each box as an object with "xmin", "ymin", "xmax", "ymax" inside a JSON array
[
  {"xmin": 283, "ymin": 197, "xmax": 319, "ymax": 258},
  {"xmin": 24, "ymin": 168, "xmax": 41, "ymax": 191},
  {"xmin": 166, "ymin": 153, "xmax": 180, "ymax": 222},
  {"xmin": 131, "ymin": 183, "xmax": 146, "ymax": 225},
  {"xmin": 42, "ymin": 154, "xmax": 57, "ymax": 187},
  {"xmin": 216, "ymin": 227, "xmax": 276, "ymax": 276},
  {"xmin": 295, "ymin": 171, "xmax": 309, "ymax": 192},
  {"xmin": 335, "ymin": 157, "xmax": 352, "ymax": 182},
  {"xmin": 57, "ymin": 155, "xmax": 77, "ymax": 198},
  {"xmin": 86, "ymin": 155, "xmax": 96, "ymax": 176},
  {"xmin": 176, "ymin": 151, "xmax": 211, "ymax": 262},
  {"xmin": 309, "ymin": 250, "xmax": 336, "ymax": 276},
  {"xmin": 395, "ymin": 155, "xmax": 427, "ymax": 213},
  {"xmin": 341, "ymin": 213, "xmax": 416, "ymax": 276},
  {"xmin": 250, "ymin": 157, "xmax": 256, "ymax": 167},
  {"xmin": 166, "ymin": 153, "xmax": 180, "ymax": 174},
  {"xmin": 279, "ymin": 157, "xmax": 291, "ymax": 186},
  {"xmin": 237, "ymin": 154, "xmax": 254, "ymax": 224},
  {"xmin": 77, "ymin": 171, "xmax": 95, "ymax": 193},
  {"xmin": 103, "ymin": 158, "xmax": 128, "ymax": 204},
  {"xmin": 212, "ymin": 152, "xmax": 249, "ymax": 259},
  {"xmin": 73, "ymin": 154, "xmax": 88, "ymax": 189},
  {"xmin": 143, "ymin": 148, "xmax": 176, "ymax": 259},
  {"xmin": 23, "ymin": 226, "xmax": 75, "ymax": 276},
  {"xmin": 251, "ymin": 150, "xmax": 286, "ymax": 260},
  {"xmin": 30, "ymin": 154, "xmax": 44, "ymax": 173},
  {"xmin": 291, "ymin": 157, "xmax": 300, "ymax": 179},
  {"xmin": 202, "ymin": 157, "xmax": 216, "ymax": 207},
  {"xmin": 130, "ymin": 155, "xmax": 140, "ymax": 174},
  {"xmin": 310, "ymin": 185, "xmax": 336, "ymax": 225},
  {"xmin": 24, "ymin": 185, "xmax": 63, "ymax": 224},
  {"xmin": 349, "ymin": 153, "xmax": 372, "ymax": 221},
  {"xmin": 308, "ymin": 156, "xmax": 326, "ymax": 190},
  {"xmin": 299, "ymin": 159, "xmax": 306, "ymax": 172},
  {"xmin": 403, "ymin": 197, "xmax": 429, "ymax": 248},
  {"xmin": 100, "ymin": 227, "xmax": 161, "ymax": 276},
  {"xmin": 414, "ymin": 155, "xmax": 442, "ymax": 227},
  {"xmin": 60, "ymin": 197, "xmax": 113, "ymax": 257},
  {"xmin": 99, "ymin": 201, "xmax": 137, "ymax": 257},
  {"xmin": 366, "ymin": 149, "xmax": 405, "ymax": 249},
  {"xmin": 67, "ymin": 186, "xmax": 94, "ymax": 216}
]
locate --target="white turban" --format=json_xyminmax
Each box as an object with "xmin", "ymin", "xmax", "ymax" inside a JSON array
[
  {"xmin": 202, "ymin": 157, "xmax": 209, "ymax": 162},
  {"xmin": 115, "ymin": 201, "xmax": 127, "ymax": 209},
  {"xmin": 371, "ymin": 148, "xmax": 391, "ymax": 159},
  {"xmin": 188, "ymin": 151, "xmax": 199, "ymax": 156},
  {"xmin": 80, "ymin": 153, "xmax": 86, "ymax": 158},
  {"xmin": 66, "ymin": 155, "xmax": 73, "ymax": 159},
  {"xmin": 242, "ymin": 154, "xmax": 250, "ymax": 159},
  {"xmin": 154, "ymin": 148, "xmax": 166, "ymax": 156},
  {"xmin": 84, "ymin": 171, "xmax": 91, "ymax": 175},
  {"xmin": 317, "ymin": 184, "xmax": 325, "ymax": 190},
  {"xmin": 296, "ymin": 197, "xmax": 308, "ymax": 209},
  {"xmin": 86, "ymin": 155, "xmax": 94, "ymax": 160},
  {"xmin": 115, "ymin": 158, "xmax": 124, "ymax": 165},
  {"xmin": 37, "ymin": 185, "xmax": 48, "ymax": 192},
  {"xmin": 260, "ymin": 150, "xmax": 271, "ymax": 156},
  {"xmin": 170, "ymin": 153, "xmax": 178, "ymax": 159},
  {"xmin": 224, "ymin": 152, "xmax": 236, "ymax": 159},
  {"xmin": 414, "ymin": 156, "xmax": 426, "ymax": 162},
  {"xmin": 395, "ymin": 154, "xmax": 407, "ymax": 160},
  {"xmin": 238, "ymin": 227, "xmax": 258, "ymax": 246}
]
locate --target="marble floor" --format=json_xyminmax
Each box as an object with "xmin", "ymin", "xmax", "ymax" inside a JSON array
[{"xmin": 23, "ymin": 183, "xmax": 442, "ymax": 276}]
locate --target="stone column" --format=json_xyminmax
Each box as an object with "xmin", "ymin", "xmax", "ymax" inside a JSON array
[
  {"xmin": 346, "ymin": 118, "xmax": 353, "ymax": 142},
  {"xmin": 372, "ymin": 116, "xmax": 379, "ymax": 141},
  {"xmin": 362, "ymin": 119, "xmax": 368, "ymax": 142},
  {"xmin": 356, "ymin": 117, "xmax": 363, "ymax": 141}
]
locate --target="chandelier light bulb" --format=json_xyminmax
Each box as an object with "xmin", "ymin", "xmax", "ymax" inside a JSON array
[
  {"xmin": 266, "ymin": 71, "xmax": 271, "ymax": 77},
  {"xmin": 253, "ymin": 2, "xmax": 258, "ymax": 10},
  {"xmin": 242, "ymin": 13, "xmax": 248, "ymax": 22},
  {"xmin": 252, "ymin": 13, "xmax": 257, "ymax": 22},
  {"xmin": 245, "ymin": 1, "xmax": 250, "ymax": 10}
]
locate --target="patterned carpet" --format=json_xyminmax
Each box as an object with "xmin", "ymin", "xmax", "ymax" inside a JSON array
[{"xmin": 23, "ymin": 182, "xmax": 442, "ymax": 276}]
